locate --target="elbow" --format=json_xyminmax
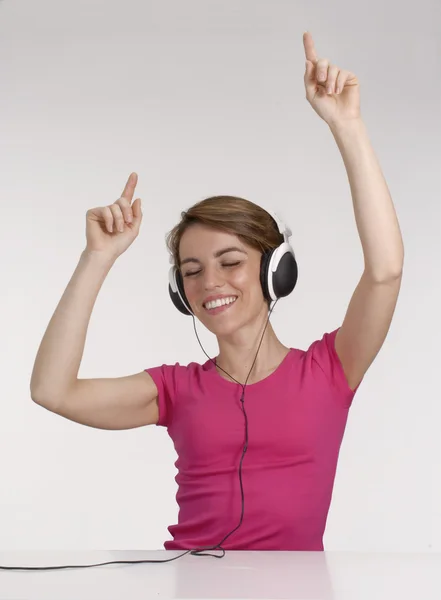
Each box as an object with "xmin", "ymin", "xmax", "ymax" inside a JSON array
[
  {"xmin": 363, "ymin": 265, "xmax": 403, "ymax": 284},
  {"xmin": 30, "ymin": 387, "xmax": 58, "ymax": 410},
  {"xmin": 30, "ymin": 385, "xmax": 42, "ymax": 404},
  {"xmin": 30, "ymin": 389, "xmax": 45, "ymax": 406}
]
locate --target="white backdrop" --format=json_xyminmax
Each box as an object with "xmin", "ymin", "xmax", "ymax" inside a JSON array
[{"xmin": 1, "ymin": 0, "xmax": 440, "ymax": 552}]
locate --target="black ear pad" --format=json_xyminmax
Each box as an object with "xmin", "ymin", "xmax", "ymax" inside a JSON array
[
  {"xmin": 273, "ymin": 252, "xmax": 298, "ymax": 298},
  {"xmin": 168, "ymin": 268, "xmax": 193, "ymax": 316},
  {"xmin": 260, "ymin": 249, "xmax": 298, "ymax": 302},
  {"xmin": 260, "ymin": 249, "xmax": 274, "ymax": 303}
]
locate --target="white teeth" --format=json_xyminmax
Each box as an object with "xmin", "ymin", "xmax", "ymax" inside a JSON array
[{"xmin": 204, "ymin": 296, "xmax": 237, "ymax": 310}]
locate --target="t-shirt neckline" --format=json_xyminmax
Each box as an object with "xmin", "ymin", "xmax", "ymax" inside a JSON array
[{"xmin": 202, "ymin": 347, "xmax": 295, "ymax": 389}]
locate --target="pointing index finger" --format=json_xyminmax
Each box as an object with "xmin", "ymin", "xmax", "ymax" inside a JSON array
[
  {"xmin": 121, "ymin": 172, "xmax": 138, "ymax": 203},
  {"xmin": 303, "ymin": 31, "xmax": 318, "ymax": 64}
]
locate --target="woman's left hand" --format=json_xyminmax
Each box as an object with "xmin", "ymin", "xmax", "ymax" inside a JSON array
[{"xmin": 303, "ymin": 31, "xmax": 361, "ymax": 127}]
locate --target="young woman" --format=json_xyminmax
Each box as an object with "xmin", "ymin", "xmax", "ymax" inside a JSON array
[{"xmin": 30, "ymin": 33, "xmax": 404, "ymax": 552}]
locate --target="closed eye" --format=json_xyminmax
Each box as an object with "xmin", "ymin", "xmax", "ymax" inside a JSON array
[{"xmin": 183, "ymin": 261, "xmax": 242, "ymax": 278}]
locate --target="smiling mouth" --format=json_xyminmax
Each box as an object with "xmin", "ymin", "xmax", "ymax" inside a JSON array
[{"xmin": 203, "ymin": 296, "xmax": 238, "ymax": 314}]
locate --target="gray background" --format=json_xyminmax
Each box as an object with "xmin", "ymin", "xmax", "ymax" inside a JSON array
[{"xmin": 0, "ymin": 0, "xmax": 440, "ymax": 551}]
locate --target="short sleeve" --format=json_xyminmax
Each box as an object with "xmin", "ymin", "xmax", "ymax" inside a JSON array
[
  {"xmin": 308, "ymin": 328, "xmax": 361, "ymax": 408},
  {"xmin": 144, "ymin": 363, "xmax": 180, "ymax": 428}
]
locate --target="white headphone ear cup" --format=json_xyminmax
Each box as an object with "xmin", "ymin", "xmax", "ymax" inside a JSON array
[
  {"xmin": 168, "ymin": 266, "xmax": 178, "ymax": 293},
  {"xmin": 168, "ymin": 267, "xmax": 193, "ymax": 315}
]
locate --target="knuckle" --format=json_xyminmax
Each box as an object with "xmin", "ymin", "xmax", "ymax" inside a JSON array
[
  {"xmin": 121, "ymin": 206, "xmax": 133, "ymax": 221},
  {"xmin": 110, "ymin": 204, "xmax": 122, "ymax": 219},
  {"xmin": 116, "ymin": 196, "xmax": 129, "ymax": 207}
]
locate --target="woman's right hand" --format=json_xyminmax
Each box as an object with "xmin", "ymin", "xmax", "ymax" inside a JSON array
[{"xmin": 85, "ymin": 173, "xmax": 143, "ymax": 261}]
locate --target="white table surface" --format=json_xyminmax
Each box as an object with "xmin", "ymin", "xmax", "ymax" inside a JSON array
[{"xmin": 0, "ymin": 550, "xmax": 439, "ymax": 600}]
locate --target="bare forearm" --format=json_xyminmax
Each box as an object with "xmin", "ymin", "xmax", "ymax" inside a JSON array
[
  {"xmin": 330, "ymin": 118, "xmax": 404, "ymax": 281},
  {"xmin": 30, "ymin": 250, "xmax": 115, "ymax": 401}
]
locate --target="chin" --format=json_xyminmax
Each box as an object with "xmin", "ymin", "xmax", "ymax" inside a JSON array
[
  {"xmin": 204, "ymin": 319, "xmax": 241, "ymax": 338},
  {"xmin": 196, "ymin": 313, "xmax": 239, "ymax": 337}
]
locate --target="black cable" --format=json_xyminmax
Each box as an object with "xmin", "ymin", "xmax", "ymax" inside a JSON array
[
  {"xmin": 190, "ymin": 300, "xmax": 277, "ymax": 557},
  {"xmin": 0, "ymin": 300, "xmax": 278, "ymax": 571}
]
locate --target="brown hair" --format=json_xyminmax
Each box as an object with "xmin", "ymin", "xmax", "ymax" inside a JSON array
[{"xmin": 166, "ymin": 195, "xmax": 284, "ymax": 268}]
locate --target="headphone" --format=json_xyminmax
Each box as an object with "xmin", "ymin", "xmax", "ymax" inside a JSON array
[{"xmin": 168, "ymin": 211, "xmax": 298, "ymax": 315}]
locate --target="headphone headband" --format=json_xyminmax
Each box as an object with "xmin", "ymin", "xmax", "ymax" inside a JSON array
[{"xmin": 267, "ymin": 210, "xmax": 293, "ymax": 244}]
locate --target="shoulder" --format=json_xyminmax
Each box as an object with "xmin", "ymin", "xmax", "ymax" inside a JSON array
[
  {"xmin": 144, "ymin": 356, "xmax": 214, "ymax": 396},
  {"xmin": 292, "ymin": 328, "xmax": 360, "ymax": 407},
  {"xmin": 289, "ymin": 329, "xmax": 340, "ymax": 363},
  {"xmin": 145, "ymin": 357, "xmax": 212, "ymax": 379},
  {"xmin": 304, "ymin": 329, "xmax": 340, "ymax": 359},
  {"xmin": 144, "ymin": 358, "xmax": 214, "ymax": 428}
]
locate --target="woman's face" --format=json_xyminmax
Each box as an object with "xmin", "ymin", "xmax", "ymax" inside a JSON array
[{"xmin": 179, "ymin": 223, "xmax": 268, "ymax": 337}]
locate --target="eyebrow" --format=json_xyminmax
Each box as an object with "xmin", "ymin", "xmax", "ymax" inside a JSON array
[{"xmin": 180, "ymin": 246, "xmax": 248, "ymax": 266}]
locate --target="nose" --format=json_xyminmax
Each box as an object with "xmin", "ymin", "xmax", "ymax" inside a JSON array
[{"xmin": 202, "ymin": 263, "xmax": 225, "ymax": 291}]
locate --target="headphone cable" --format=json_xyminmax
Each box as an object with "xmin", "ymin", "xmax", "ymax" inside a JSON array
[{"xmin": 189, "ymin": 299, "xmax": 277, "ymax": 557}]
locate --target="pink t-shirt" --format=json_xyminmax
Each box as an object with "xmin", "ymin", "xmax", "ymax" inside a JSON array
[{"xmin": 145, "ymin": 328, "xmax": 361, "ymax": 551}]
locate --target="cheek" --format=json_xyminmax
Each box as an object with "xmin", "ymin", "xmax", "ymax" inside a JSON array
[
  {"xmin": 183, "ymin": 278, "xmax": 198, "ymax": 302},
  {"xmin": 232, "ymin": 264, "xmax": 254, "ymax": 285},
  {"xmin": 233, "ymin": 269, "xmax": 264, "ymax": 303}
]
